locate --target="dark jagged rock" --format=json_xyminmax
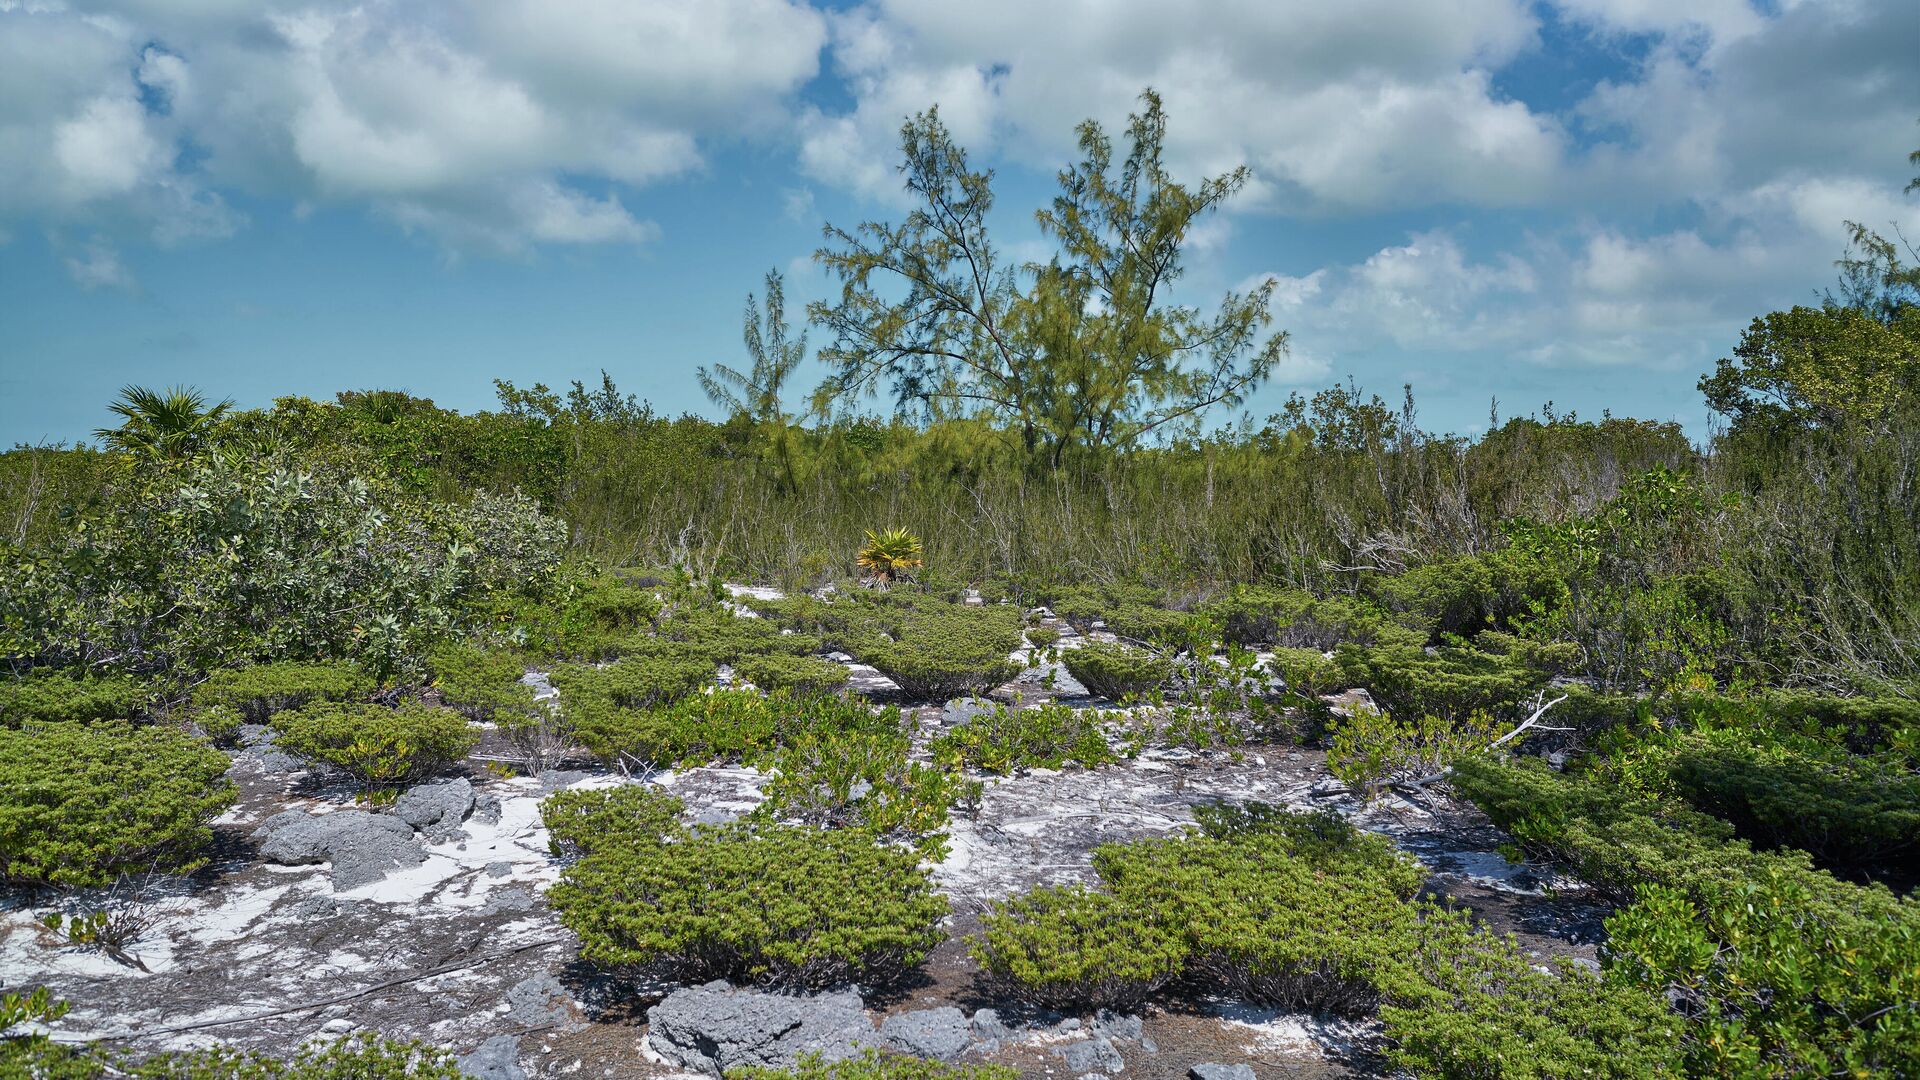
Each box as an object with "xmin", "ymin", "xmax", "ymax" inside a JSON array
[
  {"xmin": 645, "ymin": 983, "xmax": 879, "ymax": 1076},
  {"xmin": 252, "ymin": 809, "xmax": 426, "ymax": 890}
]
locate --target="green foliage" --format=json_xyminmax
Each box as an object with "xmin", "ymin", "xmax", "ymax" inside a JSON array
[
  {"xmin": 1023, "ymin": 625, "xmax": 1059, "ymax": 649},
  {"xmin": 563, "ymin": 686, "xmax": 887, "ymax": 769},
  {"xmin": 1702, "ymin": 302, "xmax": 1919, "ymax": 433},
  {"xmin": 550, "ymin": 655, "xmax": 718, "ymax": 763},
  {"xmin": 3, "ymin": 456, "xmax": 567, "ymax": 677},
  {"xmin": 757, "ymin": 725, "xmax": 978, "ymax": 858},
  {"xmin": 122, "ymin": 1035, "xmax": 465, "ymax": 1080},
  {"xmin": 856, "ymin": 528, "xmax": 924, "ymax": 584},
  {"xmin": 540, "ymin": 783, "xmax": 686, "ymax": 859},
  {"xmin": 1452, "ymin": 756, "xmax": 1920, "ymax": 1076},
  {"xmin": 729, "ymin": 1050, "xmax": 1017, "ymax": 1080},
  {"xmin": 732, "ymin": 653, "xmax": 850, "ymax": 696},
  {"xmin": 272, "ymin": 701, "xmax": 477, "ymax": 787},
  {"xmin": 1380, "ymin": 905, "xmax": 1684, "ymax": 1080},
  {"xmin": 1667, "ymin": 729, "xmax": 1920, "ymax": 869},
  {"xmin": 0, "ymin": 722, "xmax": 235, "ymax": 887},
  {"xmin": 1326, "ymin": 705, "xmax": 1505, "ymax": 794},
  {"xmin": 547, "ymin": 818, "xmax": 946, "ymax": 988},
  {"xmin": 425, "ymin": 644, "xmax": 534, "ymax": 721},
  {"xmin": 93, "ymin": 384, "xmax": 234, "ymax": 461},
  {"xmin": 1061, "ymin": 641, "xmax": 1171, "ymax": 701},
  {"xmin": 701, "ymin": 268, "xmax": 806, "ymax": 426},
  {"xmin": 191, "ymin": 661, "xmax": 374, "ymax": 723},
  {"xmin": 853, "ymin": 603, "xmax": 1021, "ymax": 701},
  {"xmin": 1336, "ymin": 642, "xmax": 1550, "ymax": 723},
  {"xmin": 0, "ymin": 670, "xmax": 151, "ymax": 727},
  {"xmin": 931, "ymin": 701, "xmax": 1118, "ymax": 775},
  {"xmin": 810, "ymin": 90, "xmax": 1285, "ymax": 464},
  {"xmin": 1266, "ymin": 647, "xmax": 1342, "ymax": 700},
  {"xmin": 971, "ymin": 884, "xmax": 1185, "ymax": 1008},
  {"xmin": 1205, "ymin": 586, "xmax": 1426, "ymax": 650}
]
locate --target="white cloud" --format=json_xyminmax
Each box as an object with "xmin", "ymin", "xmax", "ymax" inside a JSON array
[
  {"xmin": 0, "ymin": 0, "xmax": 825, "ymax": 255},
  {"xmin": 63, "ymin": 238, "xmax": 134, "ymax": 290}
]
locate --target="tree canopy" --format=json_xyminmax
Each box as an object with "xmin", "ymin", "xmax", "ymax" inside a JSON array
[{"xmin": 810, "ymin": 90, "xmax": 1287, "ymax": 466}]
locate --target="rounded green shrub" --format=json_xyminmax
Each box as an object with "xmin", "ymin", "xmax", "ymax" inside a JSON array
[
  {"xmin": 1062, "ymin": 641, "xmax": 1171, "ymax": 701},
  {"xmin": 853, "ymin": 605, "xmax": 1021, "ymax": 701},
  {"xmin": 547, "ymin": 820, "xmax": 946, "ymax": 988},
  {"xmin": 0, "ymin": 670, "xmax": 154, "ymax": 728},
  {"xmin": 931, "ymin": 702, "xmax": 1117, "ymax": 775},
  {"xmin": 1267, "ymin": 647, "xmax": 1342, "ymax": 699},
  {"xmin": 541, "ymin": 783, "xmax": 686, "ymax": 859},
  {"xmin": 273, "ymin": 701, "xmax": 477, "ymax": 787},
  {"xmin": 972, "ymin": 884, "xmax": 1184, "ymax": 1009},
  {"xmin": 734, "ymin": 653, "xmax": 851, "ymax": 696},
  {"xmin": 191, "ymin": 660, "xmax": 374, "ymax": 723},
  {"xmin": 0, "ymin": 722, "xmax": 235, "ymax": 887},
  {"xmin": 426, "ymin": 644, "xmax": 536, "ymax": 721}
]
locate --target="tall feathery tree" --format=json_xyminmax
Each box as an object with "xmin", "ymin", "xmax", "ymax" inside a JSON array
[
  {"xmin": 700, "ymin": 268, "xmax": 806, "ymax": 424},
  {"xmin": 93, "ymin": 384, "xmax": 235, "ymax": 460},
  {"xmin": 809, "ymin": 89, "xmax": 1288, "ymax": 467}
]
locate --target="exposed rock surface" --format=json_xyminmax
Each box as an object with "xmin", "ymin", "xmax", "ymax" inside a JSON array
[
  {"xmin": 391, "ymin": 778, "xmax": 476, "ymax": 841},
  {"xmin": 878, "ymin": 1006, "xmax": 970, "ymax": 1060},
  {"xmin": 645, "ymin": 983, "xmax": 879, "ymax": 1076},
  {"xmin": 1053, "ymin": 1036, "xmax": 1126, "ymax": 1073},
  {"xmin": 251, "ymin": 809, "xmax": 426, "ymax": 890},
  {"xmin": 456, "ymin": 1035, "xmax": 526, "ymax": 1080},
  {"xmin": 504, "ymin": 972, "xmax": 582, "ymax": 1032},
  {"xmin": 1191, "ymin": 1065, "xmax": 1257, "ymax": 1080}
]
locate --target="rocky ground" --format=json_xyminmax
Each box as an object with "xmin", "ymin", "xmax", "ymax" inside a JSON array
[{"xmin": 1, "ymin": 598, "xmax": 1608, "ymax": 1080}]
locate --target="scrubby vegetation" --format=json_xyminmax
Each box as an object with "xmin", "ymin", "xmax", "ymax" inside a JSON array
[
  {"xmin": 273, "ymin": 701, "xmax": 478, "ymax": 789},
  {"xmin": 545, "ymin": 809, "xmax": 946, "ymax": 987},
  {"xmin": 0, "ymin": 722, "xmax": 235, "ymax": 887},
  {"xmin": 0, "ymin": 98, "xmax": 1915, "ymax": 1080}
]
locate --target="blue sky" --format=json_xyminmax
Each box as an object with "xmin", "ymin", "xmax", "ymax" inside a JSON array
[{"xmin": 2, "ymin": 0, "xmax": 1915, "ymax": 445}]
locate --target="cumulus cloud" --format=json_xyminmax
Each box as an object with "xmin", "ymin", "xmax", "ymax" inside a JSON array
[
  {"xmin": 63, "ymin": 238, "xmax": 135, "ymax": 291},
  {"xmin": 0, "ymin": 0, "xmax": 826, "ymax": 254}
]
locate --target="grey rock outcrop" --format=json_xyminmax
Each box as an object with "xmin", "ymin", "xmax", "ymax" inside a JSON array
[
  {"xmin": 252, "ymin": 809, "xmax": 426, "ymax": 890},
  {"xmin": 457, "ymin": 1035, "xmax": 525, "ymax": 1080},
  {"xmin": 1190, "ymin": 1065, "xmax": 1256, "ymax": 1080},
  {"xmin": 879, "ymin": 1007, "xmax": 969, "ymax": 1061},
  {"xmin": 1054, "ymin": 1037, "xmax": 1125, "ymax": 1074},
  {"xmin": 646, "ymin": 984, "xmax": 879, "ymax": 1077},
  {"xmin": 506, "ymin": 972, "xmax": 583, "ymax": 1032},
  {"xmin": 391, "ymin": 778, "xmax": 476, "ymax": 841}
]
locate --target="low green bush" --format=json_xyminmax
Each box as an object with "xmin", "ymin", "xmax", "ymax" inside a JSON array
[
  {"xmin": 552, "ymin": 653, "xmax": 715, "ymax": 712},
  {"xmin": 502, "ymin": 568, "xmax": 663, "ymax": 661},
  {"xmin": 972, "ymin": 884, "xmax": 1184, "ymax": 1009},
  {"xmin": 857, "ymin": 607, "xmax": 1021, "ymax": 702},
  {"xmin": 659, "ymin": 608, "xmax": 824, "ymax": 664},
  {"xmin": 541, "ymin": 782, "xmax": 686, "ymax": 859},
  {"xmin": 1668, "ymin": 730, "xmax": 1920, "ymax": 869},
  {"xmin": 0, "ymin": 722, "xmax": 235, "ymax": 887},
  {"xmin": 565, "ymin": 688, "xmax": 889, "ymax": 769},
  {"xmin": 1204, "ymin": 586, "xmax": 1425, "ymax": 650},
  {"xmin": 1266, "ymin": 647, "xmax": 1342, "ymax": 699},
  {"xmin": 426, "ymin": 644, "xmax": 535, "ymax": 721},
  {"xmin": 273, "ymin": 701, "xmax": 477, "ymax": 787},
  {"xmin": 1062, "ymin": 641, "xmax": 1172, "ymax": 701},
  {"xmin": 1336, "ymin": 642, "xmax": 1550, "ymax": 723},
  {"xmin": 0, "ymin": 670, "xmax": 152, "ymax": 727},
  {"xmin": 757, "ymin": 726, "xmax": 978, "ymax": 858},
  {"xmin": 1326, "ymin": 705, "xmax": 1504, "ymax": 794},
  {"xmin": 1023, "ymin": 625, "xmax": 1059, "ymax": 650},
  {"xmin": 931, "ymin": 702, "xmax": 1117, "ymax": 775},
  {"xmin": 547, "ymin": 820, "xmax": 946, "ymax": 988},
  {"xmin": 191, "ymin": 660, "xmax": 374, "ymax": 723},
  {"xmin": 731, "ymin": 1050, "xmax": 1017, "ymax": 1080},
  {"xmin": 1380, "ymin": 904, "xmax": 1684, "ymax": 1080},
  {"xmin": 734, "ymin": 653, "xmax": 850, "ymax": 696},
  {"xmin": 122, "ymin": 1034, "xmax": 463, "ymax": 1080},
  {"xmin": 1452, "ymin": 756, "xmax": 1920, "ymax": 1076}
]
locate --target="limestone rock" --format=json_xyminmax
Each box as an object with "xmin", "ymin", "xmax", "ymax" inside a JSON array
[
  {"xmin": 646, "ymin": 984, "xmax": 878, "ymax": 1077},
  {"xmin": 458, "ymin": 1035, "xmax": 526, "ymax": 1080},
  {"xmin": 252, "ymin": 809, "xmax": 426, "ymax": 890},
  {"xmin": 879, "ymin": 1007, "xmax": 969, "ymax": 1061},
  {"xmin": 391, "ymin": 778, "xmax": 475, "ymax": 841},
  {"xmin": 1190, "ymin": 1065, "xmax": 1256, "ymax": 1080}
]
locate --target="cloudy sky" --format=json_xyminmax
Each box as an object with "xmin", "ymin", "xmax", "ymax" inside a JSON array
[{"xmin": 2, "ymin": 0, "xmax": 1915, "ymax": 443}]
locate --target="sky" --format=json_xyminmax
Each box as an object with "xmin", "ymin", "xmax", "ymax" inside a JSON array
[{"xmin": 1, "ymin": 0, "xmax": 1916, "ymax": 446}]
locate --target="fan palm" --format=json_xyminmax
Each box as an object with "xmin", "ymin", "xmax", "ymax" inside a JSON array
[{"xmin": 94, "ymin": 384, "xmax": 235, "ymax": 460}]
